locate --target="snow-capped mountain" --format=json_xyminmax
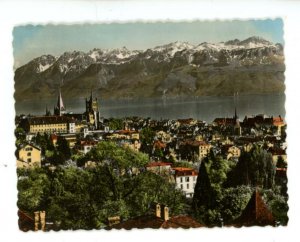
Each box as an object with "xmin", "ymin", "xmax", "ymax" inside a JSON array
[
  {"xmin": 15, "ymin": 36, "xmax": 285, "ymax": 101},
  {"xmin": 88, "ymin": 47, "xmax": 141, "ymax": 64}
]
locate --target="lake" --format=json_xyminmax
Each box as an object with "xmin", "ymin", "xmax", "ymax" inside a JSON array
[{"xmin": 15, "ymin": 93, "xmax": 285, "ymax": 122}]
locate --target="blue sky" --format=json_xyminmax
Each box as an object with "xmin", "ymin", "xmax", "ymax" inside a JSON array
[{"xmin": 13, "ymin": 19, "xmax": 283, "ymax": 67}]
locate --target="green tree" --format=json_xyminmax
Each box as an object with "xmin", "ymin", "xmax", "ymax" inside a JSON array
[
  {"xmin": 262, "ymin": 189, "xmax": 289, "ymax": 225},
  {"xmin": 192, "ymin": 151, "xmax": 231, "ymax": 226},
  {"xmin": 46, "ymin": 167, "xmax": 103, "ymax": 230},
  {"xmin": 108, "ymin": 118, "xmax": 123, "ymax": 130},
  {"xmin": 220, "ymin": 186, "xmax": 253, "ymax": 223},
  {"xmin": 56, "ymin": 136, "xmax": 71, "ymax": 160},
  {"xmin": 192, "ymin": 160, "xmax": 216, "ymax": 224},
  {"xmin": 126, "ymin": 171, "xmax": 186, "ymax": 217},
  {"xmin": 140, "ymin": 127, "xmax": 155, "ymax": 145},
  {"xmin": 172, "ymin": 161, "xmax": 193, "ymax": 169},
  {"xmin": 15, "ymin": 127, "xmax": 26, "ymax": 147},
  {"xmin": 17, "ymin": 168, "xmax": 50, "ymax": 212},
  {"xmin": 153, "ymin": 148, "xmax": 164, "ymax": 159},
  {"xmin": 226, "ymin": 145, "xmax": 276, "ymax": 189}
]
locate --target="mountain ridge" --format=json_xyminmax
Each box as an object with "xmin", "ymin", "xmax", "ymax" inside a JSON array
[{"xmin": 14, "ymin": 36, "xmax": 285, "ymax": 101}]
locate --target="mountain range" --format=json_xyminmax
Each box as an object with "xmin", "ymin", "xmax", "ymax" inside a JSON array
[{"xmin": 14, "ymin": 36, "xmax": 285, "ymax": 101}]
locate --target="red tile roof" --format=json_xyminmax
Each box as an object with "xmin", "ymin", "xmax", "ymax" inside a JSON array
[
  {"xmin": 18, "ymin": 210, "xmax": 34, "ymax": 231},
  {"xmin": 213, "ymin": 118, "xmax": 236, "ymax": 126},
  {"xmin": 153, "ymin": 140, "xmax": 167, "ymax": 149},
  {"xmin": 232, "ymin": 189, "xmax": 275, "ymax": 227},
  {"xmin": 110, "ymin": 215, "xmax": 203, "ymax": 229},
  {"xmin": 172, "ymin": 167, "xmax": 198, "ymax": 176},
  {"xmin": 273, "ymin": 117, "xmax": 285, "ymax": 126}
]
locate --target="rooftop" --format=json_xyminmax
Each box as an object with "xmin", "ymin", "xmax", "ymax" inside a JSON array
[{"xmin": 110, "ymin": 214, "xmax": 203, "ymax": 229}]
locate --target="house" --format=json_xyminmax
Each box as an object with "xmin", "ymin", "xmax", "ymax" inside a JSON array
[
  {"xmin": 177, "ymin": 118, "xmax": 198, "ymax": 126},
  {"xmin": 109, "ymin": 203, "xmax": 203, "ymax": 229},
  {"xmin": 243, "ymin": 114, "xmax": 285, "ymax": 130},
  {"xmin": 172, "ymin": 167, "xmax": 198, "ymax": 198},
  {"xmin": 156, "ymin": 130, "xmax": 172, "ymax": 143},
  {"xmin": 146, "ymin": 162, "xmax": 172, "ymax": 175},
  {"xmin": 57, "ymin": 133, "xmax": 77, "ymax": 148},
  {"xmin": 180, "ymin": 140, "xmax": 212, "ymax": 161},
  {"xmin": 16, "ymin": 144, "xmax": 41, "ymax": 169},
  {"xmin": 106, "ymin": 130, "xmax": 140, "ymax": 140},
  {"xmin": 268, "ymin": 147, "xmax": 287, "ymax": 165},
  {"xmin": 20, "ymin": 116, "xmax": 77, "ymax": 134},
  {"xmin": 79, "ymin": 140, "xmax": 98, "ymax": 154},
  {"xmin": 213, "ymin": 118, "xmax": 236, "ymax": 127},
  {"xmin": 121, "ymin": 139, "xmax": 141, "ymax": 152},
  {"xmin": 222, "ymin": 145, "xmax": 241, "ymax": 160}
]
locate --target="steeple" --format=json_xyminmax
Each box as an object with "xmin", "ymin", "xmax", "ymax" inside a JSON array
[
  {"xmin": 234, "ymin": 107, "xmax": 238, "ymax": 120},
  {"xmin": 54, "ymin": 88, "xmax": 65, "ymax": 116}
]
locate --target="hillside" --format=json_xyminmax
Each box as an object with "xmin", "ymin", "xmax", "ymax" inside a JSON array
[{"xmin": 14, "ymin": 36, "xmax": 285, "ymax": 101}]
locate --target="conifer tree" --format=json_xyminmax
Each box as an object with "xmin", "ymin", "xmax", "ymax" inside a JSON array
[{"xmin": 192, "ymin": 160, "xmax": 215, "ymax": 221}]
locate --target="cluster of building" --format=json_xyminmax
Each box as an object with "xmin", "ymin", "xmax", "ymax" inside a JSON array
[{"xmin": 16, "ymin": 90, "xmax": 287, "ymax": 198}]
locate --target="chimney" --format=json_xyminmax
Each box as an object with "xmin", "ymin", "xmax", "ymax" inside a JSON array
[
  {"xmin": 161, "ymin": 205, "xmax": 169, "ymax": 221},
  {"xmin": 155, "ymin": 203, "xmax": 161, "ymax": 218},
  {"xmin": 34, "ymin": 211, "xmax": 40, "ymax": 231},
  {"xmin": 108, "ymin": 216, "xmax": 121, "ymax": 226},
  {"xmin": 34, "ymin": 211, "xmax": 46, "ymax": 231},
  {"xmin": 40, "ymin": 211, "xmax": 46, "ymax": 231}
]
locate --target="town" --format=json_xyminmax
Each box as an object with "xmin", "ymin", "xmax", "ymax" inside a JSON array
[{"xmin": 15, "ymin": 90, "xmax": 288, "ymax": 230}]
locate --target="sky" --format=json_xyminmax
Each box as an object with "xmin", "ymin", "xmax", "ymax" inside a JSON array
[{"xmin": 13, "ymin": 19, "xmax": 284, "ymax": 68}]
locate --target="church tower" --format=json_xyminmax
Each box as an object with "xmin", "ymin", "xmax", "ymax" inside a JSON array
[
  {"xmin": 85, "ymin": 90, "xmax": 100, "ymax": 129},
  {"xmin": 233, "ymin": 107, "xmax": 242, "ymax": 136},
  {"xmin": 54, "ymin": 89, "xmax": 66, "ymax": 116}
]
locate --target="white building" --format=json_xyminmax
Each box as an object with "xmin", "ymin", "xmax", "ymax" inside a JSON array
[
  {"xmin": 68, "ymin": 122, "xmax": 76, "ymax": 134},
  {"xmin": 172, "ymin": 167, "xmax": 198, "ymax": 198},
  {"xmin": 79, "ymin": 140, "xmax": 98, "ymax": 154}
]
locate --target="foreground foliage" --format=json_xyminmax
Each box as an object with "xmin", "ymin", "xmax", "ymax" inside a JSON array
[{"xmin": 17, "ymin": 142, "xmax": 186, "ymax": 229}]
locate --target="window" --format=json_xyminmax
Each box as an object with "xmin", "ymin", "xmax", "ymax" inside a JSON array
[
  {"xmin": 27, "ymin": 152, "xmax": 31, "ymax": 156},
  {"xmin": 180, "ymin": 184, "xmax": 183, "ymax": 189},
  {"xmin": 187, "ymin": 184, "xmax": 189, "ymax": 189},
  {"xmin": 27, "ymin": 158, "xmax": 31, "ymax": 163},
  {"xmin": 180, "ymin": 177, "xmax": 183, "ymax": 183},
  {"xmin": 186, "ymin": 177, "xmax": 190, "ymax": 182}
]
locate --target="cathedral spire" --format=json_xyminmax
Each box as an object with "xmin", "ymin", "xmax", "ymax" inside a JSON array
[
  {"xmin": 234, "ymin": 107, "xmax": 238, "ymax": 120},
  {"xmin": 54, "ymin": 88, "xmax": 65, "ymax": 116}
]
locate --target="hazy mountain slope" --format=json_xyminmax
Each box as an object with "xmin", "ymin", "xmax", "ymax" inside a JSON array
[{"xmin": 14, "ymin": 36, "xmax": 285, "ymax": 101}]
